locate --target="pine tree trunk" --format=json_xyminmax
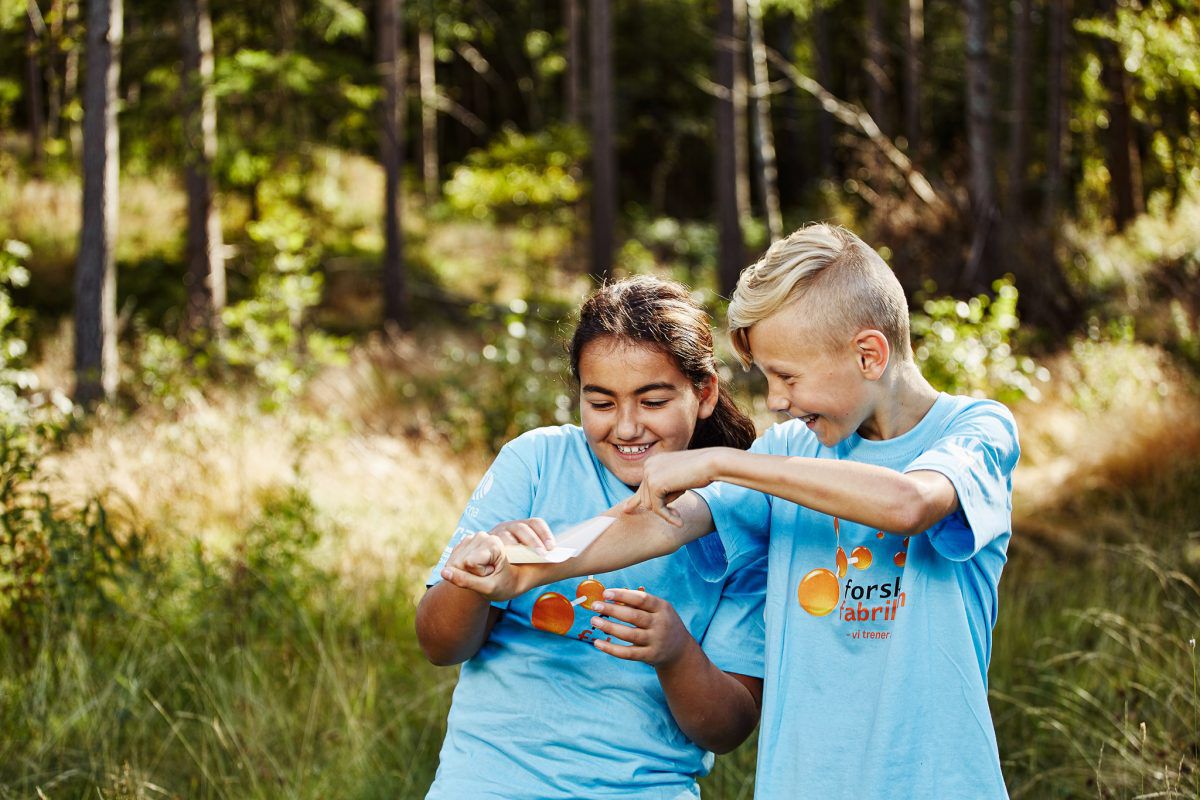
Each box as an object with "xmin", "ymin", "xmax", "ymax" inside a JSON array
[
  {"xmin": 180, "ymin": 0, "xmax": 225, "ymax": 341},
  {"xmin": 903, "ymin": 0, "xmax": 923, "ymax": 155},
  {"xmin": 865, "ymin": 0, "xmax": 887, "ymax": 133},
  {"xmin": 418, "ymin": 17, "xmax": 439, "ymax": 202},
  {"xmin": 963, "ymin": 0, "xmax": 996, "ymax": 287},
  {"xmin": 74, "ymin": 0, "xmax": 121, "ymax": 405},
  {"xmin": 747, "ymin": 0, "xmax": 781, "ymax": 243},
  {"xmin": 1097, "ymin": 0, "xmax": 1143, "ymax": 231},
  {"xmin": 1006, "ymin": 0, "xmax": 1033, "ymax": 223},
  {"xmin": 716, "ymin": 0, "xmax": 746, "ymax": 296},
  {"xmin": 564, "ymin": 0, "xmax": 582, "ymax": 125},
  {"xmin": 588, "ymin": 0, "xmax": 615, "ymax": 281},
  {"xmin": 379, "ymin": 0, "xmax": 410, "ymax": 329},
  {"xmin": 26, "ymin": 8, "xmax": 45, "ymax": 173},
  {"xmin": 813, "ymin": 7, "xmax": 834, "ymax": 177},
  {"xmin": 46, "ymin": 0, "xmax": 63, "ymax": 139},
  {"xmin": 1043, "ymin": 0, "xmax": 1068, "ymax": 229},
  {"xmin": 731, "ymin": 0, "xmax": 750, "ymax": 225},
  {"xmin": 63, "ymin": 0, "xmax": 80, "ymax": 156}
]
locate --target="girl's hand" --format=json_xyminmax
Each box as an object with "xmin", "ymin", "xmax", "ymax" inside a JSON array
[
  {"xmin": 440, "ymin": 532, "xmax": 523, "ymax": 601},
  {"xmin": 484, "ymin": 517, "xmax": 556, "ymax": 555},
  {"xmin": 625, "ymin": 449, "xmax": 722, "ymax": 526},
  {"xmin": 589, "ymin": 589, "xmax": 693, "ymax": 667}
]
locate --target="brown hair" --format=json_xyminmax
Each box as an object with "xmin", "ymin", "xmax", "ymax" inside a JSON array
[{"xmin": 569, "ymin": 276, "xmax": 756, "ymax": 451}]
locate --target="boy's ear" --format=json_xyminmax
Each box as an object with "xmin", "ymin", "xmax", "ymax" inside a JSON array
[
  {"xmin": 853, "ymin": 330, "xmax": 890, "ymax": 380},
  {"xmin": 697, "ymin": 373, "xmax": 720, "ymax": 419}
]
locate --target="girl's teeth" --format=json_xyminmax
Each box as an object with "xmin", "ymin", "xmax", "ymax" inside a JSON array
[{"xmin": 617, "ymin": 444, "xmax": 650, "ymax": 454}]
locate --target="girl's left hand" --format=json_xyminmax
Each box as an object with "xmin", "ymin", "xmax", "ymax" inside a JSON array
[{"xmin": 589, "ymin": 589, "xmax": 693, "ymax": 667}]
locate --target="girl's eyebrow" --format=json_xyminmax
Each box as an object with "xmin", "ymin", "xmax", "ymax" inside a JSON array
[{"xmin": 582, "ymin": 382, "xmax": 680, "ymax": 396}]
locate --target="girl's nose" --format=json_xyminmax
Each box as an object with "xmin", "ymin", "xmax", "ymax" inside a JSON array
[{"xmin": 615, "ymin": 406, "xmax": 641, "ymax": 440}]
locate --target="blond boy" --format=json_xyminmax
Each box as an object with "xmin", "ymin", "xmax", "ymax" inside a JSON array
[{"xmin": 442, "ymin": 223, "xmax": 1019, "ymax": 799}]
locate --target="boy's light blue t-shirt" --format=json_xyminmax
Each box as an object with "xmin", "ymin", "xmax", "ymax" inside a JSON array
[
  {"xmin": 425, "ymin": 425, "xmax": 767, "ymax": 800},
  {"xmin": 691, "ymin": 393, "xmax": 1019, "ymax": 800}
]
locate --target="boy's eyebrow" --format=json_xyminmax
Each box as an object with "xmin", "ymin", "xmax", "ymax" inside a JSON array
[{"xmin": 581, "ymin": 382, "xmax": 680, "ymax": 396}]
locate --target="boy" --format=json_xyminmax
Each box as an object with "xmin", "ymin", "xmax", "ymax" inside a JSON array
[{"xmin": 442, "ymin": 223, "xmax": 1019, "ymax": 798}]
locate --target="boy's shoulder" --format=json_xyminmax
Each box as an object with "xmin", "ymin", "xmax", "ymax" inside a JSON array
[{"xmin": 930, "ymin": 394, "xmax": 1019, "ymax": 440}]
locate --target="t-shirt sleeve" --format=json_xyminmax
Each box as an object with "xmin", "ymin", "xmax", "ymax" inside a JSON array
[
  {"xmin": 904, "ymin": 401, "xmax": 1020, "ymax": 561},
  {"xmin": 686, "ymin": 431, "xmax": 778, "ymax": 581},
  {"xmin": 698, "ymin": 554, "xmax": 767, "ymax": 679},
  {"xmin": 426, "ymin": 438, "xmax": 540, "ymax": 609}
]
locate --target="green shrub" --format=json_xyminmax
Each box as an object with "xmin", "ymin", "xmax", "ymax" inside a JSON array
[
  {"xmin": 444, "ymin": 125, "xmax": 587, "ymax": 226},
  {"xmin": 910, "ymin": 277, "xmax": 1049, "ymax": 403}
]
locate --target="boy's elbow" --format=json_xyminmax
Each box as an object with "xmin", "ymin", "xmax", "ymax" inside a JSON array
[{"xmin": 891, "ymin": 479, "xmax": 943, "ymax": 536}]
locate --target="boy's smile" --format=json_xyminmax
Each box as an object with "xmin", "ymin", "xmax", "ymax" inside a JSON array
[{"xmin": 747, "ymin": 312, "xmax": 883, "ymax": 447}]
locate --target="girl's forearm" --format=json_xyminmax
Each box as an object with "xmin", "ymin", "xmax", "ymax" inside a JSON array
[
  {"xmin": 415, "ymin": 581, "xmax": 500, "ymax": 666},
  {"xmin": 655, "ymin": 639, "xmax": 761, "ymax": 754}
]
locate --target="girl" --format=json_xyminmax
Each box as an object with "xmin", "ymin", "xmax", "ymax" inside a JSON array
[{"xmin": 416, "ymin": 276, "xmax": 766, "ymax": 800}]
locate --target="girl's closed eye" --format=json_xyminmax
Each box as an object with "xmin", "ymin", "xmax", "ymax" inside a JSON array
[{"xmin": 642, "ymin": 398, "xmax": 670, "ymax": 409}]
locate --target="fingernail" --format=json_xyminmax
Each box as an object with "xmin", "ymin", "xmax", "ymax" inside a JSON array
[
  {"xmin": 441, "ymin": 569, "xmax": 452, "ymax": 580},
  {"xmin": 603, "ymin": 590, "xmax": 614, "ymax": 600},
  {"xmin": 590, "ymin": 616, "xmax": 600, "ymax": 626}
]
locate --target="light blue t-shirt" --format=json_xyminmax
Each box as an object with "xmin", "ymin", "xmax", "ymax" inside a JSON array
[
  {"xmin": 690, "ymin": 393, "xmax": 1019, "ymax": 800},
  {"xmin": 425, "ymin": 425, "xmax": 767, "ymax": 800}
]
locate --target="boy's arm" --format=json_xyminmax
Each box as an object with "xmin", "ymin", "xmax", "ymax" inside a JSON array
[
  {"xmin": 633, "ymin": 447, "xmax": 958, "ymax": 536},
  {"xmin": 438, "ymin": 491, "xmax": 716, "ymax": 601}
]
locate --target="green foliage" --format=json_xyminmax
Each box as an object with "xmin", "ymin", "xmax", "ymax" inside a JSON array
[
  {"xmin": 910, "ymin": 278, "xmax": 1048, "ymax": 403},
  {"xmin": 0, "ymin": 240, "xmax": 72, "ymax": 426},
  {"xmin": 132, "ymin": 194, "xmax": 349, "ymax": 411},
  {"xmin": 415, "ymin": 299, "xmax": 573, "ymax": 453},
  {"xmin": 444, "ymin": 126, "xmax": 587, "ymax": 225}
]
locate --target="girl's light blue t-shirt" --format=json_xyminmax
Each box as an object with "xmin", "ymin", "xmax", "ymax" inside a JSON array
[
  {"xmin": 690, "ymin": 393, "xmax": 1019, "ymax": 800},
  {"xmin": 425, "ymin": 425, "xmax": 767, "ymax": 800}
]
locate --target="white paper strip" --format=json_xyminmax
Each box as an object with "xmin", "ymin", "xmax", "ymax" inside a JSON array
[{"xmin": 504, "ymin": 515, "xmax": 616, "ymax": 564}]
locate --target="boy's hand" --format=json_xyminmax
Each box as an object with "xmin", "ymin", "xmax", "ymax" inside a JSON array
[
  {"xmin": 589, "ymin": 589, "xmax": 693, "ymax": 667},
  {"xmin": 626, "ymin": 449, "xmax": 722, "ymax": 526}
]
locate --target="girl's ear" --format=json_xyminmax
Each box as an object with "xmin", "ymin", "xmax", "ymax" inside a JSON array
[
  {"xmin": 697, "ymin": 373, "xmax": 720, "ymax": 419},
  {"xmin": 854, "ymin": 329, "xmax": 890, "ymax": 380}
]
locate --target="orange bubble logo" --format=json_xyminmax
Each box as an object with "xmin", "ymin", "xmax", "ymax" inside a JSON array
[
  {"xmin": 851, "ymin": 546, "xmax": 873, "ymax": 570},
  {"xmin": 531, "ymin": 592, "xmax": 574, "ymax": 634},
  {"xmin": 876, "ymin": 531, "xmax": 885, "ymax": 539},
  {"xmin": 797, "ymin": 568, "xmax": 840, "ymax": 616},
  {"xmin": 893, "ymin": 551, "xmax": 907, "ymax": 567},
  {"xmin": 836, "ymin": 546, "xmax": 848, "ymax": 579},
  {"xmin": 576, "ymin": 576, "xmax": 605, "ymax": 610}
]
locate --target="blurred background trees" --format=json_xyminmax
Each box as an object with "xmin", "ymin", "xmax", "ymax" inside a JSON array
[{"xmin": 1, "ymin": 0, "xmax": 1199, "ymax": 796}]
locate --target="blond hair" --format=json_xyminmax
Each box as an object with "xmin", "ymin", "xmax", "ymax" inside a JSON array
[{"xmin": 727, "ymin": 223, "xmax": 912, "ymax": 367}]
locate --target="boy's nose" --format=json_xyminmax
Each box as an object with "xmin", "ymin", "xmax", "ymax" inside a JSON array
[{"xmin": 766, "ymin": 392, "xmax": 790, "ymax": 414}]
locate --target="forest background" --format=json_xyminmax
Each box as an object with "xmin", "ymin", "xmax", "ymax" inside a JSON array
[{"xmin": 1, "ymin": 0, "xmax": 1199, "ymax": 797}]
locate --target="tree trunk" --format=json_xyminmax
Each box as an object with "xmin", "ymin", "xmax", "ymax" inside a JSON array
[
  {"xmin": 864, "ymin": 0, "xmax": 888, "ymax": 134},
  {"xmin": 564, "ymin": 0, "xmax": 583, "ymax": 125},
  {"xmin": 963, "ymin": 0, "xmax": 996, "ymax": 288},
  {"xmin": 63, "ymin": 0, "xmax": 80, "ymax": 156},
  {"xmin": 588, "ymin": 0, "xmax": 615, "ymax": 282},
  {"xmin": 378, "ymin": 0, "xmax": 410, "ymax": 329},
  {"xmin": 26, "ymin": 6, "xmax": 45, "ymax": 173},
  {"xmin": 813, "ymin": 7, "xmax": 835, "ymax": 177},
  {"xmin": 74, "ymin": 0, "xmax": 121, "ymax": 405},
  {"xmin": 418, "ymin": 16, "xmax": 439, "ymax": 203},
  {"xmin": 903, "ymin": 0, "xmax": 923, "ymax": 155},
  {"xmin": 716, "ymin": 0, "xmax": 746, "ymax": 296},
  {"xmin": 1097, "ymin": 2, "xmax": 1143, "ymax": 231},
  {"xmin": 747, "ymin": 0, "xmax": 781, "ymax": 243},
  {"xmin": 1006, "ymin": 0, "xmax": 1033, "ymax": 223},
  {"xmin": 45, "ymin": 0, "xmax": 62, "ymax": 139},
  {"xmin": 1043, "ymin": 0, "xmax": 1068, "ymax": 229},
  {"xmin": 732, "ymin": 0, "xmax": 750, "ymax": 225},
  {"xmin": 180, "ymin": 0, "xmax": 225, "ymax": 341}
]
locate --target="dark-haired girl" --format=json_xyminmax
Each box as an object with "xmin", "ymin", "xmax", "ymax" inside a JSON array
[{"xmin": 416, "ymin": 276, "xmax": 766, "ymax": 799}]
